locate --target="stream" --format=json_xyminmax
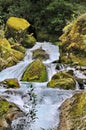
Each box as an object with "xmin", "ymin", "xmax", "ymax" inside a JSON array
[{"xmin": 0, "ymin": 41, "xmax": 86, "ymax": 130}]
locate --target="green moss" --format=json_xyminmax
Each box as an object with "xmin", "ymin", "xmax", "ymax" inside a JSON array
[
  {"xmin": 58, "ymin": 91, "xmax": 86, "ymax": 130},
  {"xmin": 0, "ymin": 98, "xmax": 17, "ymax": 116},
  {"xmin": 6, "ymin": 17, "xmax": 30, "ymax": 42},
  {"xmin": 8, "ymin": 37, "xmax": 26, "ymax": 53},
  {"xmin": 23, "ymin": 34, "xmax": 36, "ymax": 48},
  {"xmin": 1, "ymin": 78, "xmax": 20, "ymax": 88},
  {"xmin": 0, "ymin": 38, "xmax": 11, "ymax": 50},
  {"xmin": 11, "ymin": 49, "xmax": 24, "ymax": 60},
  {"xmin": 12, "ymin": 45, "xmax": 26, "ymax": 53},
  {"xmin": 0, "ymin": 38, "xmax": 24, "ymax": 71},
  {"xmin": 70, "ymin": 92, "xmax": 86, "ymax": 129},
  {"xmin": 22, "ymin": 59, "xmax": 47, "ymax": 82},
  {"xmin": 6, "ymin": 17, "xmax": 30, "ymax": 31},
  {"xmin": 47, "ymin": 71, "xmax": 76, "ymax": 90},
  {"xmin": 59, "ymin": 13, "xmax": 86, "ymax": 66},
  {"xmin": 70, "ymin": 92, "xmax": 86, "ymax": 118}
]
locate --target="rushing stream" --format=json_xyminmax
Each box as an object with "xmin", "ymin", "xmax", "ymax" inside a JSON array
[{"xmin": 0, "ymin": 42, "xmax": 86, "ymax": 130}]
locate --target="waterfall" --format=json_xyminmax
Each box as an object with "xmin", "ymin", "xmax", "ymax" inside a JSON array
[{"xmin": 0, "ymin": 41, "xmax": 85, "ymax": 130}]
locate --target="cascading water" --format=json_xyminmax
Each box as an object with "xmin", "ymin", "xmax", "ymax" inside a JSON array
[{"xmin": 0, "ymin": 42, "xmax": 85, "ymax": 130}]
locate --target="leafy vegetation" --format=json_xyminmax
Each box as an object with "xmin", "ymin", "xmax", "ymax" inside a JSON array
[{"xmin": 0, "ymin": 0, "xmax": 86, "ymax": 39}]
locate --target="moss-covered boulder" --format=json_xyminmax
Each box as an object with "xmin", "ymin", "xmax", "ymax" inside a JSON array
[
  {"xmin": 0, "ymin": 97, "xmax": 23, "ymax": 129},
  {"xmin": 0, "ymin": 38, "xmax": 24, "ymax": 71},
  {"xmin": 47, "ymin": 71, "xmax": 76, "ymax": 90},
  {"xmin": 58, "ymin": 91, "xmax": 86, "ymax": 130},
  {"xmin": 32, "ymin": 48, "xmax": 49, "ymax": 60},
  {"xmin": 23, "ymin": 34, "xmax": 36, "ymax": 48},
  {"xmin": 6, "ymin": 17, "xmax": 30, "ymax": 42},
  {"xmin": 59, "ymin": 13, "xmax": 86, "ymax": 66},
  {"xmin": 7, "ymin": 17, "xmax": 30, "ymax": 31},
  {"xmin": 0, "ymin": 78, "xmax": 20, "ymax": 88},
  {"xmin": 22, "ymin": 59, "xmax": 47, "ymax": 82}
]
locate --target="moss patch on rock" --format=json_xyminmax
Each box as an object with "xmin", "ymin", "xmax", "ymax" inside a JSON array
[
  {"xmin": 32, "ymin": 48, "xmax": 49, "ymax": 60},
  {"xmin": 47, "ymin": 71, "xmax": 76, "ymax": 90},
  {"xmin": 0, "ymin": 78, "xmax": 20, "ymax": 88},
  {"xmin": 58, "ymin": 91, "xmax": 86, "ymax": 130},
  {"xmin": 0, "ymin": 97, "xmax": 18, "ymax": 117},
  {"xmin": 0, "ymin": 97, "xmax": 23, "ymax": 128},
  {"xmin": 6, "ymin": 17, "xmax": 30, "ymax": 31},
  {"xmin": 0, "ymin": 38, "xmax": 24, "ymax": 71},
  {"xmin": 59, "ymin": 13, "xmax": 86, "ymax": 66},
  {"xmin": 6, "ymin": 17, "xmax": 30, "ymax": 43},
  {"xmin": 22, "ymin": 59, "xmax": 47, "ymax": 82}
]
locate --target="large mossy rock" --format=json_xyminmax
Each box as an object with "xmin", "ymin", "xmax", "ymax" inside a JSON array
[
  {"xmin": 6, "ymin": 17, "xmax": 30, "ymax": 31},
  {"xmin": 58, "ymin": 91, "xmax": 86, "ymax": 130},
  {"xmin": 47, "ymin": 71, "xmax": 76, "ymax": 90},
  {"xmin": 22, "ymin": 59, "xmax": 47, "ymax": 82},
  {"xmin": 0, "ymin": 38, "xmax": 24, "ymax": 71},
  {"xmin": 32, "ymin": 48, "xmax": 49, "ymax": 60},
  {"xmin": 6, "ymin": 17, "xmax": 30, "ymax": 42},
  {"xmin": 59, "ymin": 13, "xmax": 86, "ymax": 66},
  {"xmin": 0, "ymin": 78, "xmax": 20, "ymax": 88},
  {"xmin": 0, "ymin": 97, "xmax": 23, "ymax": 129}
]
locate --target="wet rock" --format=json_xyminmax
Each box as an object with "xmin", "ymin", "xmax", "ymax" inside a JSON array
[
  {"xmin": 83, "ymin": 70, "xmax": 86, "ymax": 75},
  {"xmin": 75, "ymin": 66, "xmax": 81, "ymax": 70},
  {"xmin": 0, "ymin": 97, "xmax": 24, "ymax": 129},
  {"xmin": 0, "ymin": 78, "xmax": 20, "ymax": 88},
  {"xmin": 22, "ymin": 59, "xmax": 47, "ymax": 82},
  {"xmin": 72, "ymin": 62, "xmax": 79, "ymax": 66},
  {"xmin": 55, "ymin": 64, "xmax": 61, "ymax": 70},
  {"xmin": 32, "ymin": 48, "xmax": 49, "ymax": 60},
  {"xmin": 80, "ymin": 66, "xmax": 86, "ymax": 71},
  {"xmin": 21, "ymin": 59, "xmax": 47, "ymax": 82},
  {"xmin": 47, "ymin": 71, "xmax": 76, "ymax": 90},
  {"xmin": 75, "ymin": 78, "xmax": 84, "ymax": 89},
  {"xmin": 58, "ymin": 91, "xmax": 86, "ymax": 130}
]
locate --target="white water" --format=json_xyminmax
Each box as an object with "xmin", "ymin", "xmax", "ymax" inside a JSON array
[{"xmin": 0, "ymin": 41, "xmax": 85, "ymax": 130}]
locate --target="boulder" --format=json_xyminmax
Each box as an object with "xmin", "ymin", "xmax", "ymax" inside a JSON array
[
  {"xmin": 6, "ymin": 17, "xmax": 30, "ymax": 31},
  {"xmin": 32, "ymin": 48, "xmax": 49, "ymax": 60},
  {"xmin": 0, "ymin": 97, "xmax": 23, "ymax": 129},
  {"xmin": 58, "ymin": 91, "xmax": 86, "ymax": 130},
  {"xmin": 59, "ymin": 13, "xmax": 86, "ymax": 66},
  {"xmin": 0, "ymin": 38, "xmax": 24, "ymax": 71},
  {"xmin": 22, "ymin": 59, "xmax": 47, "ymax": 82},
  {"xmin": 47, "ymin": 71, "xmax": 76, "ymax": 90},
  {"xmin": 0, "ymin": 78, "xmax": 20, "ymax": 88},
  {"xmin": 6, "ymin": 17, "xmax": 30, "ymax": 42}
]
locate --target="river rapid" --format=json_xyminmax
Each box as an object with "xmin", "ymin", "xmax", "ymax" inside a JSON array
[{"xmin": 0, "ymin": 42, "xmax": 85, "ymax": 130}]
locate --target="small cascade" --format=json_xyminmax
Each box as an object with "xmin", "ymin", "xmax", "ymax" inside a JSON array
[
  {"xmin": 0, "ymin": 41, "xmax": 85, "ymax": 130},
  {"xmin": 46, "ymin": 63, "xmax": 57, "ymax": 81}
]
